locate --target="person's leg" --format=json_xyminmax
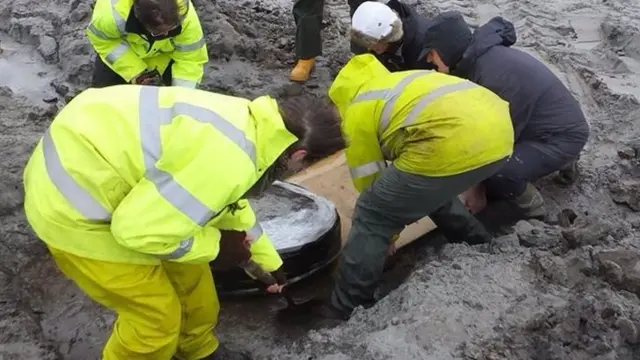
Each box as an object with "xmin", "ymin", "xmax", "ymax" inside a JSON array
[
  {"xmin": 290, "ymin": 0, "xmax": 325, "ymax": 82},
  {"xmin": 484, "ymin": 141, "xmax": 579, "ymax": 218},
  {"xmin": 47, "ymin": 246, "xmax": 181, "ymax": 360},
  {"xmin": 91, "ymin": 56, "xmax": 128, "ymax": 88},
  {"xmin": 329, "ymin": 160, "xmax": 505, "ymax": 316},
  {"xmin": 162, "ymin": 261, "xmax": 224, "ymax": 360}
]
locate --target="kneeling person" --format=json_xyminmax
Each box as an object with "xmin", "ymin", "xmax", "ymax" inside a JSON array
[
  {"xmin": 313, "ymin": 54, "xmax": 514, "ymax": 319},
  {"xmin": 421, "ymin": 12, "xmax": 590, "ymax": 218},
  {"xmin": 87, "ymin": 0, "xmax": 208, "ymax": 88}
]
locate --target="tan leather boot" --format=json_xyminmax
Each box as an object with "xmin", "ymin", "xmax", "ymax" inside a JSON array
[
  {"xmin": 289, "ymin": 58, "xmax": 315, "ymax": 82},
  {"xmin": 511, "ymin": 182, "xmax": 547, "ymax": 220}
]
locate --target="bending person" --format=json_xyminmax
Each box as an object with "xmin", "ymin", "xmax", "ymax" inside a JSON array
[
  {"xmin": 87, "ymin": 0, "xmax": 208, "ymax": 88},
  {"xmin": 350, "ymin": 0, "xmax": 433, "ymax": 71},
  {"xmin": 23, "ymin": 85, "xmax": 345, "ymax": 359},
  {"xmin": 421, "ymin": 12, "xmax": 590, "ymax": 219},
  {"xmin": 308, "ymin": 54, "xmax": 514, "ymax": 320}
]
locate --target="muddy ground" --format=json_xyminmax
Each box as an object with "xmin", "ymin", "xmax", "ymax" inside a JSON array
[{"xmin": 1, "ymin": 0, "xmax": 640, "ymax": 359}]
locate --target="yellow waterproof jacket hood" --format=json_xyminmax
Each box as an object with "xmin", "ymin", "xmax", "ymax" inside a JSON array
[
  {"xmin": 329, "ymin": 54, "xmax": 390, "ymax": 120},
  {"xmin": 328, "ymin": 54, "xmax": 514, "ymax": 192},
  {"xmin": 23, "ymin": 85, "xmax": 295, "ymax": 272}
]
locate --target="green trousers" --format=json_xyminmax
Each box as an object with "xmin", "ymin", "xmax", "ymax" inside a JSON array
[
  {"xmin": 293, "ymin": 0, "xmax": 325, "ymax": 59},
  {"xmin": 330, "ymin": 159, "xmax": 508, "ymax": 315}
]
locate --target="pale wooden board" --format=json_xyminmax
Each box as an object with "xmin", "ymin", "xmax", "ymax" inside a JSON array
[{"xmin": 286, "ymin": 152, "xmax": 438, "ymax": 250}]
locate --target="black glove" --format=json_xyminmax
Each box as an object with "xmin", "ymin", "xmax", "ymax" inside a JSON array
[
  {"xmin": 211, "ymin": 230, "xmax": 251, "ymax": 271},
  {"xmin": 270, "ymin": 266, "xmax": 287, "ymax": 286},
  {"xmin": 133, "ymin": 69, "xmax": 162, "ymax": 86}
]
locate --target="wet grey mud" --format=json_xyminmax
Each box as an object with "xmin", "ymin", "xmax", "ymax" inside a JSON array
[{"xmin": 2, "ymin": 0, "xmax": 640, "ymax": 359}]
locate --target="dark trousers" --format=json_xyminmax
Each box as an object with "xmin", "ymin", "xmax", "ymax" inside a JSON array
[
  {"xmin": 483, "ymin": 140, "xmax": 584, "ymax": 200},
  {"xmin": 293, "ymin": 0, "xmax": 325, "ymax": 59},
  {"xmin": 330, "ymin": 159, "xmax": 507, "ymax": 314},
  {"xmin": 91, "ymin": 55, "xmax": 173, "ymax": 88}
]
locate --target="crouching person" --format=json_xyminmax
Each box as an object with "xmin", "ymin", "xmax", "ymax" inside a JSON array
[
  {"xmin": 307, "ymin": 54, "xmax": 514, "ymax": 320},
  {"xmin": 421, "ymin": 12, "xmax": 590, "ymax": 219},
  {"xmin": 22, "ymin": 85, "xmax": 345, "ymax": 359},
  {"xmin": 87, "ymin": 0, "xmax": 208, "ymax": 88}
]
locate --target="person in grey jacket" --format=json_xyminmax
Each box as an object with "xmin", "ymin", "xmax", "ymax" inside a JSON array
[{"xmin": 420, "ymin": 11, "xmax": 590, "ymax": 219}]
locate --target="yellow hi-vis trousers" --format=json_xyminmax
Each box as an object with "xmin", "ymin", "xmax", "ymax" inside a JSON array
[{"xmin": 48, "ymin": 246, "xmax": 219, "ymax": 360}]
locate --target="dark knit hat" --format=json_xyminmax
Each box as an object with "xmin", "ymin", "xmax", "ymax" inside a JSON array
[{"xmin": 419, "ymin": 11, "xmax": 473, "ymax": 69}]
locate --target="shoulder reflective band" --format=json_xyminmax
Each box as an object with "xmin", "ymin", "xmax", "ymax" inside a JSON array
[
  {"xmin": 349, "ymin": 160, "xmax": 387, "ymax": 179},
  {"xmin": 87, "ymin": 0, "xmax": 127, "ymax": 39},
  {"xmin": 401, "ymin": 81, "xmax": 478, "ymax": 128},
  {"xmin": 352, "ymin": 70, "xmax": 432, "ymax": 139}
]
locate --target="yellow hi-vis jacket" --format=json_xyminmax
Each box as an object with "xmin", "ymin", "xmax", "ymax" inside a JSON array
[
  {"xmin": 23, "ymin": 85, "xmax": 297, "ymax": 272},
  {"xmin": 86, "ymin": 0, "xmax": 208, "ymax": 88},
  {"xmin": 328, "ymin": 54, "xmax": 515, "ymax": 192}
]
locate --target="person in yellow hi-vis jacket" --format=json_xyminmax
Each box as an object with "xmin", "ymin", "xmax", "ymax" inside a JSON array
[
  {"xmin": 305, "ymin": 54, "xmax": 514, "ymax": 321},
  {"xmin": 87, "ymin": 0, "xmax": 209, "ymax": 88},
  {"xmin": 22, "ymin": 85, "xmax": 345, "ymax": 359}
]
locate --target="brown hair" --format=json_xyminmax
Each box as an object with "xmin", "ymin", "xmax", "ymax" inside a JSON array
[
  {"xmin": 278, "ymin": 96, "xmax": 346, "ymax": 164},
  {"xmin": 133, "ymin": 0, "xmax": 180, "ymax": 30}
]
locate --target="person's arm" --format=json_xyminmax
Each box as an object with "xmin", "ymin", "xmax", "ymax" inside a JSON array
[
  {"xmin": 110, "ymin": 140, "xmax": 253, "ymax": 264},
  {"xmin": 343, "ymin": 107, "xmax": 387, "ymax": 193},
  {"xmin": 170, "ymin": 0, "xmax": 208, "ymax": 88},
  {"xmin": 213, "ymin": 199, "xmax": 283, "ymax": 272},
  {"xmin": 85, "ymin": 0, "xmax": 147, "ymax": 82}
]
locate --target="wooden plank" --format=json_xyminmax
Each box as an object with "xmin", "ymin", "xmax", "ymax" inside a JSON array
[{"xmin": 286, "ymin": 152, "xmax": 438, "ymax": 250}]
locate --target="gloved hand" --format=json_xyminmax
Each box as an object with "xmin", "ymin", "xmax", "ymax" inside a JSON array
[
  {"xmin": 211, "ymin": 230, "xmax": 251, "ymax": 271},
  {"xmin": 131, "ymin": 69, "xmax": 163, "ymax": 86}
]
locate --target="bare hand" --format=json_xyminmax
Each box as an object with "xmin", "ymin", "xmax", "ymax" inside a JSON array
[
  {"xmin": 266, "ymin": 283, "xmax": 284, "ymax": 294},
  {"xmin": 459, "ymin": 184, "xmax": 487, "ymax": 214}
]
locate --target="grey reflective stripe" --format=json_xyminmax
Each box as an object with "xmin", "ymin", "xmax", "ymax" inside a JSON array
[
  {"xmin": 105, "ymin": 41, "xmax": 129, "ymax": 64},
  {"xmin": 87, "ymin": 23, "xmax": 116, "ymax": 40},
  {"xmin": 247, "ymin": 222, "xmax": 264, "ymax": 243},
  {"xmin": 136, "ymin": 87, "xmax": 259, "ymax": 259},
  {"xmin": 172, "ymin": 78, "xmax": 198, "ymax": 88},
  {"xmin": 173, "ymin": 38, "xmax": 205, "ymax": 51},
  {"xmin": 154, "ymin": 238, "xmax": 194, "ymax": 259},
  {"xmin": 110, "ymin": 0, "xmax": 126, "ymax": 34},
  {"xmin": 400, "ymin": 81, "xmax": 478, "ymax": 128},
  {"xmin": 379, "ymin": 71, "xmax": 431, "ymax": 135},
  {"xmin": 168, "ymin": 102, "xmax": 257, "ymax": 162},
  {"xmin": 349, "ymin": 160, "xmax": 386, "ymax": 178},
  {"xmin": 145, "ymin": 167, "xmax": 215, "ymax": 225},
  {"xmin": 352, "ymin": 89, "xmax": 388, "ymax": 103},
  {"xmin": 42, "ymin": 130, "xmax": 111, "ymax": 221}
]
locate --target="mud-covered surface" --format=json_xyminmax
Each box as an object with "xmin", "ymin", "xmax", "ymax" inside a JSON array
[{"xmin": 1, "ymin": 0, "xmax": 640, "ymax": 359}]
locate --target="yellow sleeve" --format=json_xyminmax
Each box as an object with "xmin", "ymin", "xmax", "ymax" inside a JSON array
[
  {"xmin": 170, "ymin": 0, "xmax": 208, "ymax": 88},
  {"xmin": 85, "ymin": 0, "xmax": 147, "ymax": 82},
  {"xmin": 343, "ymin": 106, "xmax": 387, "ymax": 193},
  {"xmin": 214, "ymin": 199, "xmax": 283, "ymax": 272}
]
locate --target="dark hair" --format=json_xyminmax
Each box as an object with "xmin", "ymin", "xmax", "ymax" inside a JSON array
[
  {"xmin": 278, "ymin": 97, "xmax": 346, "ymax": 164},
  {"xmin": 133, "ymin": 0, "xmax": 180, "ymax": 30}
]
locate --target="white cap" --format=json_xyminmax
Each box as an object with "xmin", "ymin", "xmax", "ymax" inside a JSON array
[{"xmin": 351, "ymin": 2, "xmax": 400, "ymax": 40}]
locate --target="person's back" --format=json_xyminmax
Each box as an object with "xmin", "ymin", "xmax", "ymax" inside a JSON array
[
  {"xmin": 329, "ymin": 54, "xmax": 514, "ymax": 191},
  {"xmin": 455, "ymin": 17, "xmax": 589, "ymax": 144},
  {"xmin": 24, "ymin": 85, "xmax": 298, "ymax": 265}
]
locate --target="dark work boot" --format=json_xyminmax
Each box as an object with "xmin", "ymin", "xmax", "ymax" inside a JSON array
[
  {"xmin": 201, "ymin": 344, "xmax": 252, "ymax": 360},
  {"xmin": 555, "ymin": 160, "xmax": 579, "ymax": 185},
  {"xmin": 511, "ymin": 182, "xmax": 547, "ymax": 220}
]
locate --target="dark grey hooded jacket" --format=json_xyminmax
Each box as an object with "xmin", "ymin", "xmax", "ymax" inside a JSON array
[{"xmin": 425, "ymin": 12, "xmax": 589, "ymax": 147}]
